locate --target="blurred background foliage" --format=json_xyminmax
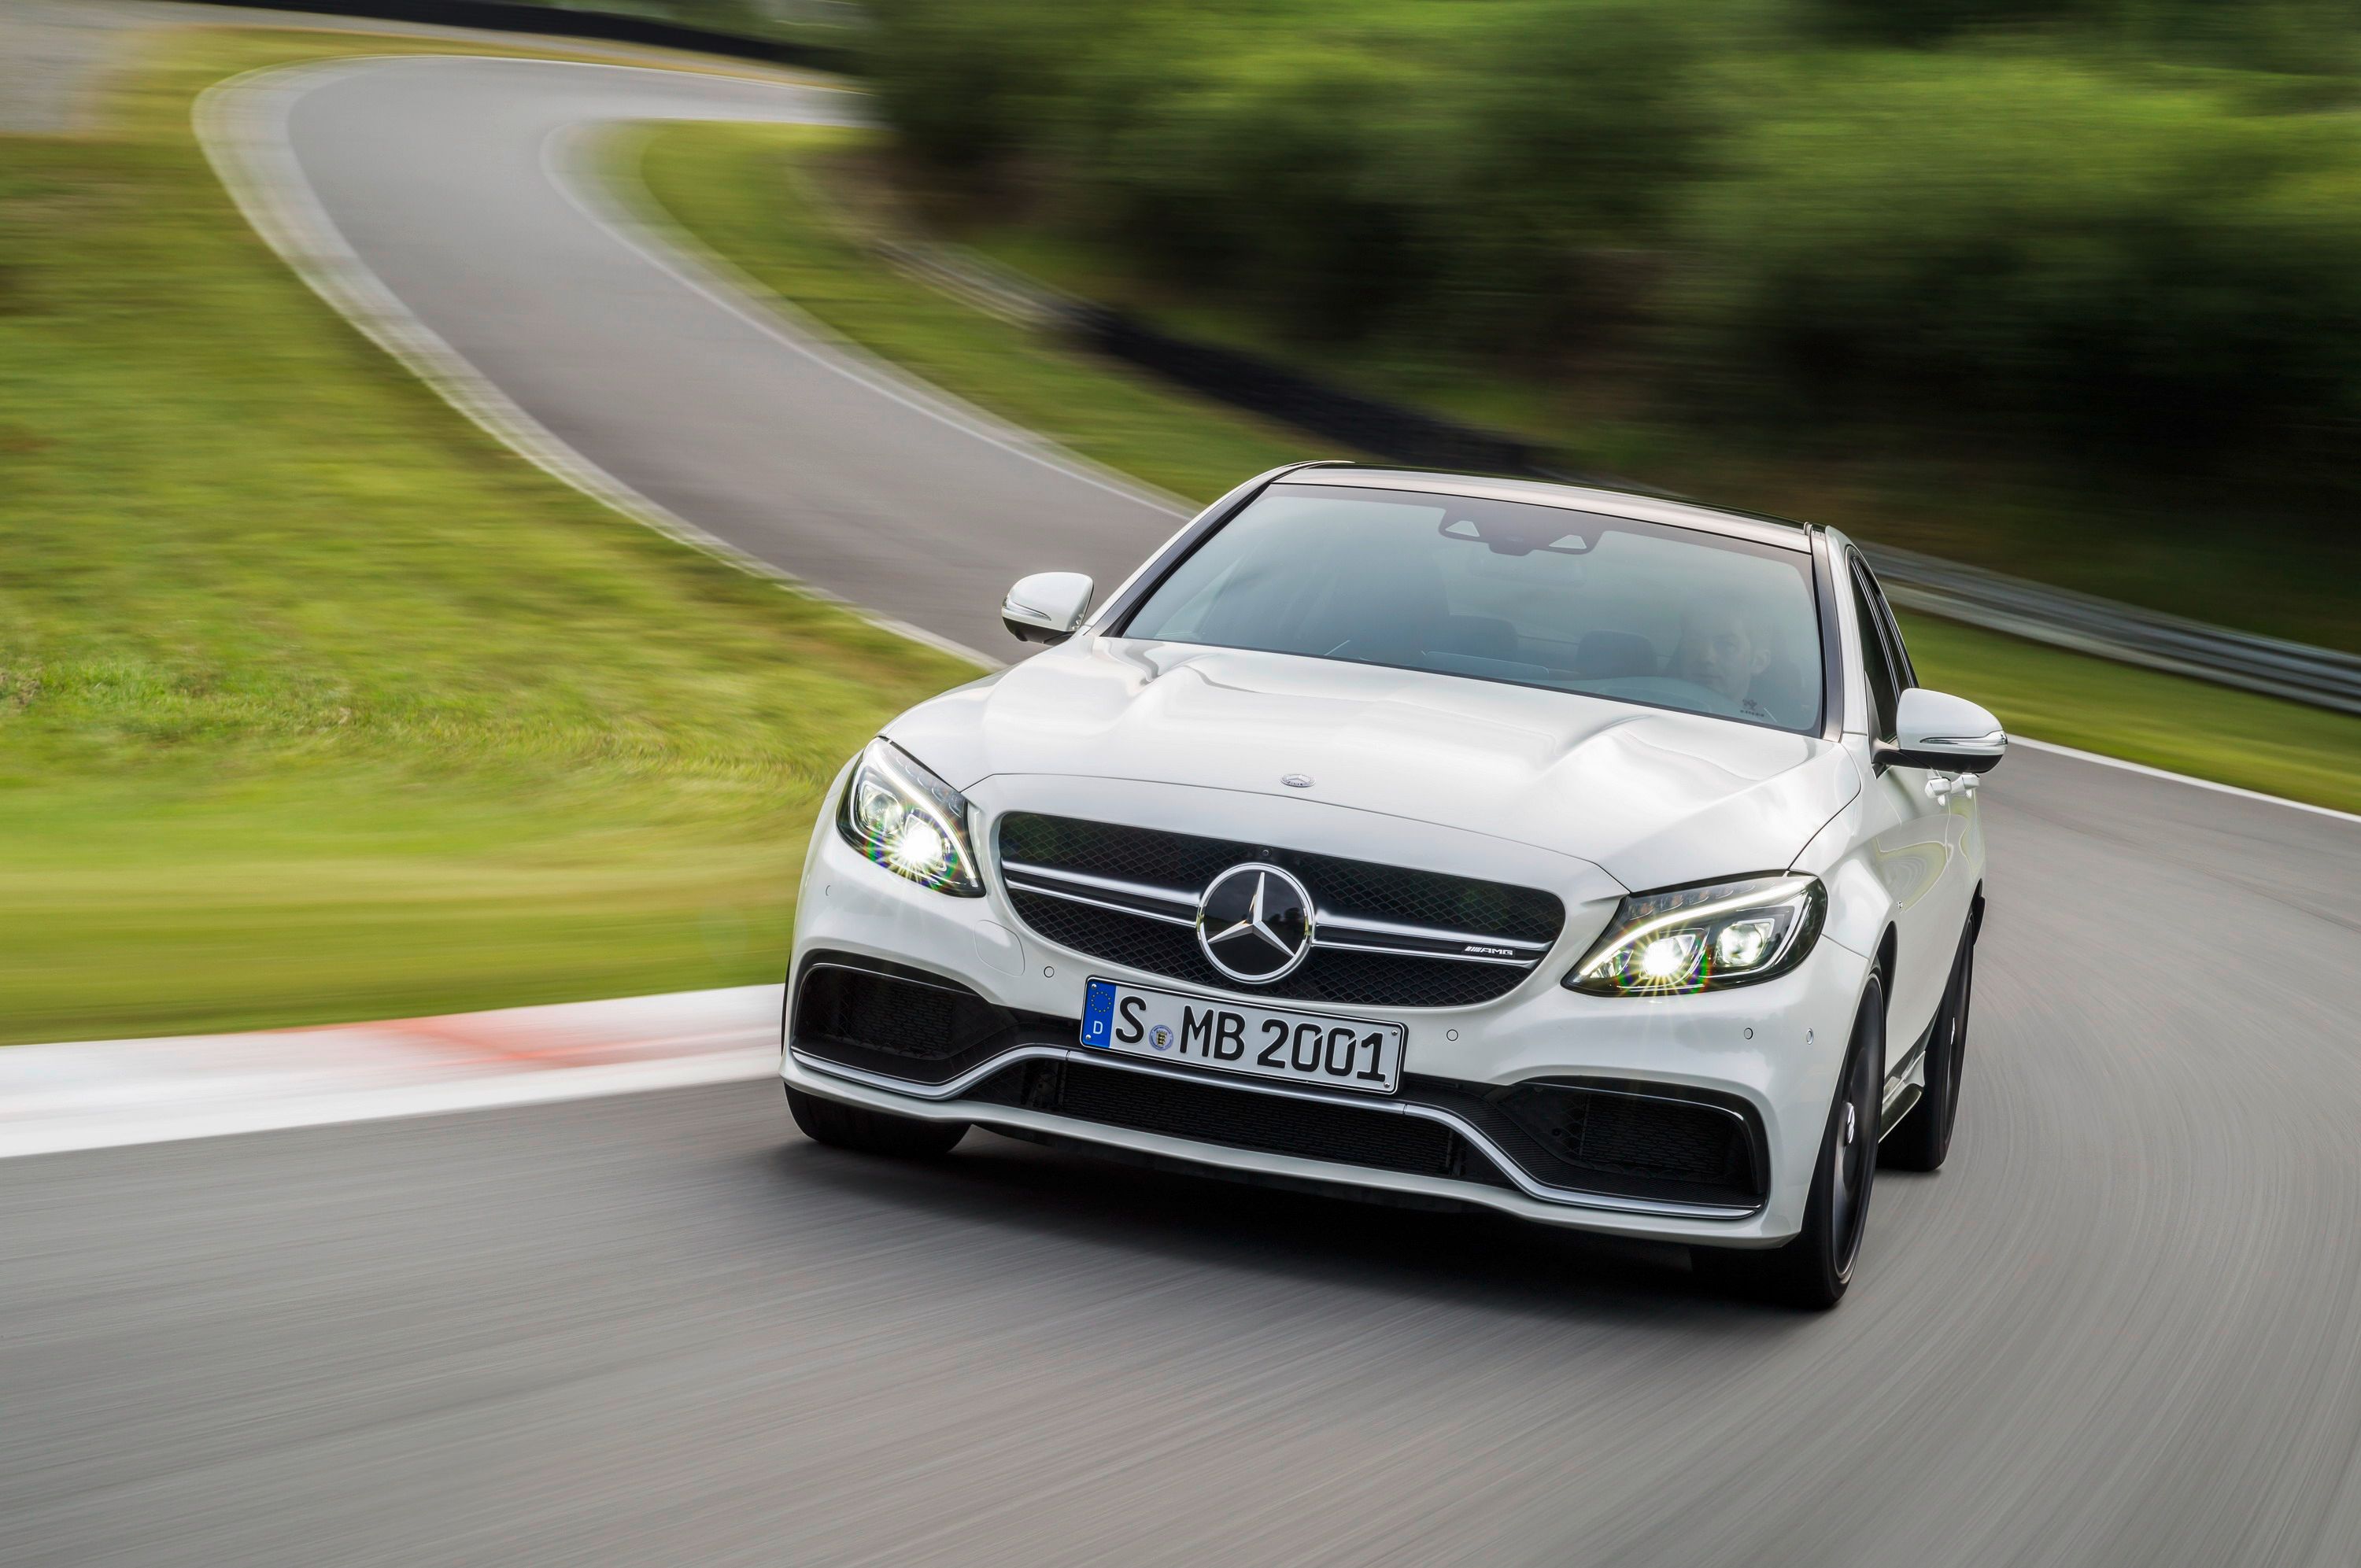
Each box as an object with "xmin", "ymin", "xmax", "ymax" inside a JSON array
[
  {"xmin": 863, "ymin": 0, "xmax": 2361, "ymax": 625},
  {"xmin": 530, "ymin": 0, "xmax": 858, "ymax": 37}
]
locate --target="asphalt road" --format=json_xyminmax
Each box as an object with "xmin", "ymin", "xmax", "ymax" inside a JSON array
[
  {"xmin": 270, "ymin": 55, "xmax": 1186, "ymax": 659},
  {"xmin": 9, "ymin": 50, "xmax": 2361, "ymax": 1568}
]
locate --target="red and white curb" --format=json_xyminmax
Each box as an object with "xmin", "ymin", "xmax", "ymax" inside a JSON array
[{"xmin": 0, "ymin": 984, "xmax": 781, "ymax": 1160}]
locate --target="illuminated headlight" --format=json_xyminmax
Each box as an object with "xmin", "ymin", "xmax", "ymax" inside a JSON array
[
  {"xmin": 836, "ymin": 740, "xmax": 984, "ymax": 896},
  {"xmin": 1566, "ymin": 874, "xmax": 1825, "ymax": 997}
]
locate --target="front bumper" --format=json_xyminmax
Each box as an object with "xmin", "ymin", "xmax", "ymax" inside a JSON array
[{"xmin": 787, "ymin": 773, "xmax": 1873, "ymax": 1247}]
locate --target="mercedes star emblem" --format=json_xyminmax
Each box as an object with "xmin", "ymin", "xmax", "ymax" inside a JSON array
[{"xmin": 1196, "ymin": 862, "xmax": 1316, "ymax": 983}]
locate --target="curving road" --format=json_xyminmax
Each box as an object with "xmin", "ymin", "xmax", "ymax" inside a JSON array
[
  {"xmin": 8, "ymin": 51, "xmax": 2361, "ymax": 1568},
  {"xmin": 241, "ymin": 53, "xmax": 1188, "ymax": 659}
]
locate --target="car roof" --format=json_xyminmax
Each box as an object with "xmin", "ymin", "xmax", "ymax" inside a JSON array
[{"xmin": 1269, "ymin": 465, "xmax": 1815, "ymax": 555}]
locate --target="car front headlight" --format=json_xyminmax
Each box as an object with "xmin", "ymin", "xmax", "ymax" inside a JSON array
[
  {"xmin": 836, "ymin": 739, "xmax": 984, "ymax": 897},
  {"xmin": 1565, "ymin": 873, "xmax": 1825, "ymax": 996}
]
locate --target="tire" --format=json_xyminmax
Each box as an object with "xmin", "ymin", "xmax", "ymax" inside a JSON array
[
  {"xmin": 785, "ymin": 1083, "xmax": 967, "ymax": 1158},
  {"xmin": 1695, "ymin": 972, "xmax": 1884, "ymax": 1310},
  {"xmin": 1881, "ymin": 932, "xmax": 1974, "ymax": 1173}
]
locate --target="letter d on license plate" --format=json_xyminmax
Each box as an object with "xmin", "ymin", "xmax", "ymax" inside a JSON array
[{"xmin": 1080, "ymin": 979, "xmax": 1403, "ymax": 1094}]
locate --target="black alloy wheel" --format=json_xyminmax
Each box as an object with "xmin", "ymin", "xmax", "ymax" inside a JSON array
[
  {"xmin": 1882, "ymin": 933, "xmax": 1975, "ymax": 1172},
  {"xmin": 1696, "ymin": 971, "xmax": 1885, "ymax": 1309}
]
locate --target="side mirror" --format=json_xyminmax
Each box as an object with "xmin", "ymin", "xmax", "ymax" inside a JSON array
[
  {"xmin": 1879, "ymin": 688, "xmax": 2008, "ymax": 774},
  {"xmin": 1001, "ymin": 571, "xmax": 1095, "ymax": 646}
]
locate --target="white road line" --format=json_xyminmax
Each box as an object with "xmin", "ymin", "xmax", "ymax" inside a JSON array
[
  {"xmin": 552, "ymin": 114, "xmax": 1194, "ymax": 520},
  {"xmin": 2012, "ymin": 736, "xmax": 2361, "ymax": 828}
]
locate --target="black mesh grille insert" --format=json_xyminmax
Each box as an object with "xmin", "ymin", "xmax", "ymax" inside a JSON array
[
  {"xmin": 963, "ymin": 1059, "xmax": 1506, "ymax": 1185},
  {"xmin": 1576, "ymin": 1094, "xmax": 1738, "ymax": 1181},
  {"xmin": 792, "ymin": 961, "xmax": 1019, "ymax": 1086},
  {"xmin": 998, "ymin": 814, "xmax": 1563, "ymax": 1009},
  {"xmin": 1000, "ymin": 814, "xmax": 1561, "ymax": 941},
  {"xmin": 1439, "ymin": 1077, "xmax": 1764, "ymax": 1205},
  {"xmin": 1009, "ymin": 895, "xmax": 1530, "ymax": 1009},
  {"xmin": 952, "ymin": 1057, "xmax": 1762, "ymax": 1207}
]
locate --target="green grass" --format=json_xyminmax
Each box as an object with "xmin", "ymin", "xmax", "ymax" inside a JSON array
[
  {"xmin": 632, "ymin": 118, "xmax": 2361, "ymax": 816},
  {"xmin": 947, "ymin": 207, "xmax": 2361, "ymax": 657},
  {"xmin": 626, "ymin": 123, "xmax": 1317, "ymax": 503},
  {"xmin": 0, "ymin": 33, "xmax": 974, "ymax": 1044},
  {"xmin": 1896, "ymin": 617, "xmax": 2361, "ymax": 814}
]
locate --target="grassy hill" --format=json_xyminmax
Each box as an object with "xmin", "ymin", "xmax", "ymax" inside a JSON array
[{"xmin": 0, "ymin": 31, "xmax": 970, "ymax": 1044}]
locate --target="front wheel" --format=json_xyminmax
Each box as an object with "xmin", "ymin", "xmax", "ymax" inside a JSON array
[
  {"xmin": 1882, "ymin": 932, "xmax": 1973, "ymax": 1172},
  {"xmin": 1695, "ymin": 972, "xmax": 1884, "ymax": 1309},
  {"xmin": 786, "ymin": 1083, "xmax": 968, "ymax": 1158}
]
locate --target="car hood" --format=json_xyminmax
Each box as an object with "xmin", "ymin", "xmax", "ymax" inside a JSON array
[{"xmin": 888, "ymin": 640, "xmax": 1860, "ymax": 891}]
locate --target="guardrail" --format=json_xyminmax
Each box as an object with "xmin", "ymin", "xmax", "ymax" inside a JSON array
[
  {"xmin": 1860, "ymin": 546, "xmax": 2361, "ymax": 716},
  {"xmin": 869, "ymin": 238, "xmax": 1546, "ymax": 474},
  {"xmin": 873, "ymin": 239, "xmax": 2361, "ymax": 716},
  {"xmin": 178, "ymin": 0, "xmax": 854, "ymax": 70},
  {"xmin": 1065, "ymin": 306, "xmax": 1546, "ymax": 477}
]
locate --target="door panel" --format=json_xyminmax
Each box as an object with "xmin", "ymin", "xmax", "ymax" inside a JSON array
[
  {"xmin": 1865, "ymin": 754, "xmax": 1960, "ymax": 1053},
  {"xmin": 1846, "ymin": 555, "xmax": 1960, "ymax": 1065}
]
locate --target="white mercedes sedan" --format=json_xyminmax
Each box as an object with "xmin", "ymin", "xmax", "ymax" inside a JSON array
[{"xmin": 780, "ymin": 465, "xmax": 2001, "ymax": 1307}]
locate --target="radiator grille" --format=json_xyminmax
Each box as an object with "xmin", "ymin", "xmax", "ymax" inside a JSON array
[{"xmin": 997, "ymin": 813, "xmax": 1561, "ymax": 1008}]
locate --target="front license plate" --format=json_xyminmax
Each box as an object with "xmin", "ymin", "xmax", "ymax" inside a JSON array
[{"xmin": 1079, "ymin": 978, "xmax": 1404, "ymax": 1095}]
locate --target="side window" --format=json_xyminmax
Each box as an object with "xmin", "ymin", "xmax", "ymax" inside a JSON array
[{"xmin": 1849, "ymin": 559, "xmax": 1900, "ymax": 743}]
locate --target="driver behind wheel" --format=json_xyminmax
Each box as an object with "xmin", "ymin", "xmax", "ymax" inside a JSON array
[{"xmin": 1668, "ymin": 597, "xmax": 1775, "ymax": 718}]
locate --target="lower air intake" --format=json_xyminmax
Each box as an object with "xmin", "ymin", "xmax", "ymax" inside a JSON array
[
  {"xmin": 793, "ymin": 959, "xmax": 1018, "ymax": 1086},
  {"xmin": 966, "ymin": 1058, "xmax": 1509, "ymax": 1186}
]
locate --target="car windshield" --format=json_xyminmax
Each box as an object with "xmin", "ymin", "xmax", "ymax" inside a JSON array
[{"xmin": 1119, "ymin": 485, "xmax": 1824, "ymax": 732}]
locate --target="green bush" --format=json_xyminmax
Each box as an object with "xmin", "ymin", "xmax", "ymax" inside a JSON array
[
  {"xmin": 1809, "ymin": 0, "xmax": 2104, "ymax": 44},
  {"xmin": 1424, "ymin": 0, "xmax": 1731, "ymax": 351},
  {"xmin": 1088, "ymin": 52, "xmax": 1442, "ymax": 341},
  {"xmin": 509, "ymin": 0, "xmax": 818, "ymax": 44},
  {"xmin": 866, "ymin": 0, "xmax": 2361, "ymax": 483},
  {"xmin": 1809, "ymin": 0, "xmax": 2361, "ymax": 68},
  {"xmin": 1679, "ymin": 58, "xmax": 2361, "ymax": 459},
  {"xmin": 865, "ymin": 0, "xmax": 1082, "ymax": 170}
]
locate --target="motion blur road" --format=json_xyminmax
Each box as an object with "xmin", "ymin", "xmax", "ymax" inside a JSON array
[
  {"xmin": 263, "ymin": 55, "xmax": 1184, "ymax": 658},
  {"xmin": 9, "ymin": 51, "xmax": 2361, "ymax": 1568}
]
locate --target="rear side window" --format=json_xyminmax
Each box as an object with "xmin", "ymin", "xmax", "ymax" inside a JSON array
[{"xmin": 1849, "ymin": 559, "xmax": 1900, "ymax": 743}]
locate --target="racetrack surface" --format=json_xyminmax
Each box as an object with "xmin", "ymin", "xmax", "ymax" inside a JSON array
[
  {"xmin": 7, "ymin": 51, "xmax": 2361, "ymax": 1568},
  {"xmin": 261, "ymin": 54, "xmax": 1188, "ymax": 660}
]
